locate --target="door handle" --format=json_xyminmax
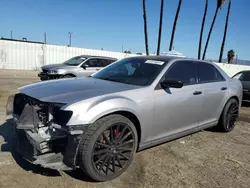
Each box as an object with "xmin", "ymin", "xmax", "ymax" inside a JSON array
[
  {"xmin": 221, "ymin": 87, "xmax": 227, "ymax": 90},
  {"xmin": 193, "ymin": 91, "xmax": 202, "ymax": 95}
]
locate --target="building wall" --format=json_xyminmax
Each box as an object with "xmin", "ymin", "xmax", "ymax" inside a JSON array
[
  {"xmin": 0, "ymin": 40, "xmax": 136, "ymax": 70},
  {"xmin": 0, "ymin": 39, "xmax": 250, "ymax": 76},
  {"xmin": 215, "ymin": 63, "xmax": 250, "ymax": 77}
]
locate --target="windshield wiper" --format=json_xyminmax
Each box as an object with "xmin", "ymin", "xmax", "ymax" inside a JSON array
[
  {"xmin": 94, "ymin": 75, "xmax": 122, "ymax": 82},
  {"xmin": 94, "ymin": 75, "xmax": 131, "ymax": 84},
  {"xmin": 101, "ymin": 77, "xmax": 118, "ymax": 82}
]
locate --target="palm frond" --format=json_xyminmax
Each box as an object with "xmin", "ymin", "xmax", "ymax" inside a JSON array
[{"xmin": 217, "ymin": 0, "xmax": 226, "ymax": 9}]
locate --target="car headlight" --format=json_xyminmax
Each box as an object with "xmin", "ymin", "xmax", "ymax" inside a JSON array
[
  {"xmin": 47, "ymin": 70, "xmax": 58, "ymax": 74},
  {"xmin": 6, "ymin": 94, "xmax": 15, "ymax": 115},
  {"xmin": 53, "ymin": 108, "xmax": 73, "ymax": 126}
]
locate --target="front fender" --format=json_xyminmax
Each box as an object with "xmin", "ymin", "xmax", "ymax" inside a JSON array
[
  {"xmin": 61, "ymin": 71, "xmax": 76, "ymax": 77},
  {"xmin": 65, "ymin": 96, "xmax": 140, "ymax": 125}
]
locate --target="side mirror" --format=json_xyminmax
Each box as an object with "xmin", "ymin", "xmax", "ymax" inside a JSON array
[
  {"xmin": 82, "ymin": 64, "xmax": 89, "ymax": 69},
  {"xmin": 160, "ymin": 79, "xmax": 183, "ymax": 89}
]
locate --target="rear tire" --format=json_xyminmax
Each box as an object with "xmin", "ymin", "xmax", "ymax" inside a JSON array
[
  {"xmin": 78, "ymin": 114, "xmax": 138, "ymax": 182},
  {"xmin": 217, "ymin": 98, "xmax": 239, "ymax": 132}
]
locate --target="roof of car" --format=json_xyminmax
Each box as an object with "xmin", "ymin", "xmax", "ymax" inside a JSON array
[
  {"xmin": 76, "ymin": 55, "xmax": 117, "ymax": 60},
  {"xmin": 129, "ymin": 55, "xmax": 184, "ymax": 62},
  {"xmin": 129, "ymin": 55, "xmax": 219, "ymax": 64},
  {"xmin": 75, "ymin": 54, "xmax": 216, "ymax": 63}
]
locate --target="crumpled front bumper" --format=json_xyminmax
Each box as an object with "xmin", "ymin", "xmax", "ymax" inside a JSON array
[
  {"xmin": 7, "ymin": 93, "xmax": 86, "ymax": 171},
  {"xmin": 14, "ymin": 126, "xmax": 80, "ymax": 171},
  {"xmin": 38, "ymin": 72, "xmax": 62, "ymax": 81}
]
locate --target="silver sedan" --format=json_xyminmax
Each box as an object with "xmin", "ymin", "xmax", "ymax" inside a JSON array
[{"xmin": 6, "ymin": 56, "xmax": 242, "ymax": 181}]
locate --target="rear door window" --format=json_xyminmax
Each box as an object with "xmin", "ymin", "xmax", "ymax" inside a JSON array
[
  {"xmin": 197, "ymin": 62, "xmax": 225, "ymax": 83},
  {"xmin": 102, "ymin": 59, "xmax": 114, "ymax": 67}
]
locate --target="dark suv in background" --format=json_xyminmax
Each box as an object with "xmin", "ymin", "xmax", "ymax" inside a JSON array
[
  {"xmin": 233, "ymin": 70, "xmax": 250, "ymax": 101},
  {"xmin": 38, "ymin": 55, "xmax": 117, "ymax": 81}
]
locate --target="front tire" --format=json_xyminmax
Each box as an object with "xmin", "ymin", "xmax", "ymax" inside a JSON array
[
  {"xmin": 78, "ymin": 114, "xmax": 138, "ymax": 182},
  {"xmin": 217, "ymin": 98, "xmax": 239, "ymax": 132},
  {"xmin": 62, "ymin": 74, "xmax": 75, "ymax": 78}
]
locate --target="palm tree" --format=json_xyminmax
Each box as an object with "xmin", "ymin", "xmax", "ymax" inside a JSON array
[
  {"xmin": 142, "ymin": 0, "xmax": 149, "ymax": 55},
  {"xmin": 198, "ymin": 0, "xmax": 208, "ymax": 59},
  {"xmin": 219, "ymin": 0, "xmax": 231, "ymax": 62},
  {"xmin": 169, "ymin": 0, "xmax": 182, "ymax": 51},
  {"xmin": 156, "ymin": 0, "xmax": 165, "ymax": 55},
  {"xmin": 202, "ymin": 0, "xmax": 226, "ymax": 60},
  {"xmin": 227, "ymin": 49, "xmax": 235, "ymax": 64}
]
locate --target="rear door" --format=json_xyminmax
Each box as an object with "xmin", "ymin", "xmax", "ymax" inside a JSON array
[{"xmin": 196, "ymin": 62, "xmax": 228, "ymax": 125}]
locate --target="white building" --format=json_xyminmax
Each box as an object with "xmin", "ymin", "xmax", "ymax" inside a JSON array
[{"xmin": 160, "ymin": 50, "xmax": 185, "ymax": 57}]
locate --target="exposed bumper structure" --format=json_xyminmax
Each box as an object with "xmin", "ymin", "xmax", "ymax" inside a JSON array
[
  {"xmin": 7, "ymin": 93, "xmax": 86, "ymax": 170},
  {"xmin": 38, "ymin": 72, "xmax": 62, "ymax": 81},
  {"xmin": 15, "ymin": 128, "xmax": 80, "ymax": 170}
]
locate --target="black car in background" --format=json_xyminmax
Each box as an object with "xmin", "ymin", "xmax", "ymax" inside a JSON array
[{"xmin": 233, "ymin": 70, "xmax": 250, "ymax": 101}]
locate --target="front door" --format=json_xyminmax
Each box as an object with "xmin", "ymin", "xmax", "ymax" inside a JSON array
[
  {"xmin": 78, "ymin": 58, "xmax": 103, "ymax": 77},
  {"xmin": 153, "ymin": 60, "xmax": 203, "ymax": 141}
]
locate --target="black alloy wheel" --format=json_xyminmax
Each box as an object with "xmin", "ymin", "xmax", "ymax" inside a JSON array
[
  {"xmin": 225, "ymin": 101, "xmax": 239, "ymax": 131},
  {"xmin": 218, "ymin": 98, "xmax": 239, "ymax": 132},
  {"xmin": 92, "ymin": 123, "xmax": 135, "ymax": 176},
  {"xmin": 78, "ymin": 114, "xmax": 138, "ymax": 182}
]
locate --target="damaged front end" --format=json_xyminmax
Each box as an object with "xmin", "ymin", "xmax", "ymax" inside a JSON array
[{"xmin": 6, "ymin": 93, "xmax": 85, "ymax": 171}]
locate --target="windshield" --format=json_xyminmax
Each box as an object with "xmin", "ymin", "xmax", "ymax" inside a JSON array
[
  {"xmin": 92, "ymin": 57, "xmax": 168, "ymax": 86},
  {"xmin": 63, "ymin": 56, "xmax": 86, "ymax": 66}
]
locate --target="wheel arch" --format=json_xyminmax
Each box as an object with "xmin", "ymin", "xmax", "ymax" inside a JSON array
[
  {"xmin": 229, "ymin": 95, "xmax": 239, "ymax": 104},
  {"xmin": 216, "ymin": 95, "xmax": 240, "ymax": 132},
  {"xmin": 219, "ymin": 95, "xmax": 240, "ymax": 119},
  {"xmin": 96, "ymin": 110, "xmax": 142, "ymax": 148},
  {"xmin": 62, "ymin": 73, "xmax": 76, "ymax": 77}
]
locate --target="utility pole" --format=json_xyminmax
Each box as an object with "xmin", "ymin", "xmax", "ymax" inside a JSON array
[
  {"xmin": 10, "ymin": 31, "xmax": 13, "ymax": 39},
  {"xmin": 44, "ymin": 32, "xmax": 47, "ymax": 44},
  {"xmin": 68, "ymin": 32, "xmax": 72, "ymax": 47},
  {"xmin": 122, "ymin": 45, "xmax": 123, "ymax": 53},
  {"xmin": 156, "ymin": 0, "xmax": 164, "ymax": 55}
]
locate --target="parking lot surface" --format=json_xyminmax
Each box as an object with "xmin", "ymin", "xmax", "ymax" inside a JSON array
[{"xmin": 0, "ymin": 70, "xmax": 250, "ymax": 188}]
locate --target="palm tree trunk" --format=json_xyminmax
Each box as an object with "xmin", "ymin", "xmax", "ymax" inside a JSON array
[
  {"xmin": 142, "ymin": 0, "xmax": 149, "ymax": 55},
  {"xmin": 219, "ymin": 0, "xmax": 231, "ymax": 62},
  {"xmin": 198, "ymin": 0, "xmax": 208, "ymax": 59},
  {"xmin": 169, "ymin": 0, "xmax": 182, "ymax": 51},
  {"xmin": 156, "ymin": 0, "xmax": 165, "ymax": 55},
  {"xmin": 202, "ymin": 7, "xmax": 219, "ymax": 60}
]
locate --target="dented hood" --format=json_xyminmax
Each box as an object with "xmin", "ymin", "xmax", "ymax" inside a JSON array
[{"xmin": 19, "ymin": 77, "xmax": 139, "ymax": 104}]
